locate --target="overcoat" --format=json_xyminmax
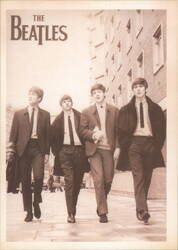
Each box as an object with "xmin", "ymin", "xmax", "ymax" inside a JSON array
[
  {"xmin": 116, "ymin": 96, "xmax": 166, "ymax": 171},
  {"xmin": 50, "ymin": 109, "xmax": 90, "ymax": 176}
]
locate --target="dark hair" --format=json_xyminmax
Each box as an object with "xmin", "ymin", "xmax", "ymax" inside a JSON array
[
  {"xmin": 131, "ymin": 77, "xmax": 148, "ymax": 89},
  {"xmin": 28, "ymin": 86, "xmax": 44, "ymax": 102},
  {"xmin": 90, "ymin": 83, "xmax": 106, "ymax": 95},
  {"xmin": 59, "ymin": 95, "xmax": 73, "ymax": 106}
]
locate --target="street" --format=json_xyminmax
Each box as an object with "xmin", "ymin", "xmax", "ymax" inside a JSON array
[{"xmin": 6, "ymin": 188, "xmax": 166, "ymax": 242}]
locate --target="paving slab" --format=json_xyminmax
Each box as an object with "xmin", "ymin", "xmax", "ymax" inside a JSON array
[{"xmin": 6, "ymin": 189, "xmax": 166, "ymax": 242}]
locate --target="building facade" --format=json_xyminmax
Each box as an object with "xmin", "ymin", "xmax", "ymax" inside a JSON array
[{"xmin": 88, "ymin": 10, "xmax": 166, "ymax": 199}]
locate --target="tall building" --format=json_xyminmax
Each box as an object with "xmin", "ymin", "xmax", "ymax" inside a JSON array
[{"xmin": 88, "ymin": 10, "xmax": 166, "ymax": 199}]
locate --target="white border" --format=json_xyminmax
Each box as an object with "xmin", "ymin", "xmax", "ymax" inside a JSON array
[{"xmin": 1, "ymin": 1, "xmax": 178, "ymax": 250}]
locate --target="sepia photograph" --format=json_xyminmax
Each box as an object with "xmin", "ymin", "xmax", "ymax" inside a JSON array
[{"xmin": 0, "ymin": 1, "xmax": 178, "ymax": 250}]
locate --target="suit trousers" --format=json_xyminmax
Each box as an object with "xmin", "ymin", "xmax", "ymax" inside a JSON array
[
  {"xmin": 89, "ymin": 148, "xmax": 114, "ymax": 215},
  {"xmin": 18, "ymin": 139, "xmax": 44, "ymax": 212},
  {"xmin": 128, "ymin": 136, "xmax": 156, "ymax": 213},
  {"xmin": 59, "ymin": 145, "xmax": 85, "ymax": 215}
]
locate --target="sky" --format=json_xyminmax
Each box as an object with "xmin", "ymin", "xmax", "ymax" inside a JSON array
[{"xmin": 7, "ymin": 10, "xmax": 91, "ymax": 115}]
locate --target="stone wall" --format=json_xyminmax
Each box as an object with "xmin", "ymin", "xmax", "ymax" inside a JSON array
[{"xmin": 88, "ymin": 10, "xmax": 167, "ymax": 199}]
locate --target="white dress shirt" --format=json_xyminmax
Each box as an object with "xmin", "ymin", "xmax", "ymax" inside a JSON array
[
  {"xmin": 134, "ymin": 97, "xmax": 152, "ymax": 136},
  {"xmin": 63, "ymin": 110, "xmax": 82, "ymax": 145}
]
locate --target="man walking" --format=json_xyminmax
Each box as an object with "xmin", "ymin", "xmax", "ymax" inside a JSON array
[
  {"xmin": 79, "ymin": 84, "xmax": 120, "ymax": 223},
  {"xmin": 8, "ymin": 86, "xmax": 50, "ymax": 222},
  {"xmin": 117, "ymin": 77, "xmax": 166, "ymax": 224},
  {"xmin": 50, "ymin": 95, "xmax": 89, "ymax": 223}
]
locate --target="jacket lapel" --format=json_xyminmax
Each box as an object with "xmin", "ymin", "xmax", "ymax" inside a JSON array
[
  {"xmin": 23, "ymin": 107, "xmax": 31, "ymax": 131},
  {"xmin": 105, "ymin": 104, "xmax": 110, "ymax": 133},
  {"xmin": 73, "ymin": 109, "xmax": 79, "ymax": 132},
  {"xmin": 61, "ymin": 112, "xmax": 64, "ymax": 135},
  {"xmin": 73, "ymin": 109, "xmax": 82, "ymax": 142},
  {"xmin": 53, "ymin": 111, "xmax": 64, "ymax": 143},
  {"xmin": 57, "ymin": 111, "xmax": 64, "ymax": 136},
  {"xmin": 37, "ymin": 108, "xmax": 43, "ymax": 135},
  {"xmin": 91, "ymin": 104, "xmax": 101, "ymax": 129},
  {"xmin": 146, "ymin": 96, "xmax": 156, "ymax": 136},
  {"xmin": 146, "ymin": 96, "xmax": 154, "ymax": 124},
  {"xmin": 128, "ymin": 97, "xmax": 137, "ymax": 134}
]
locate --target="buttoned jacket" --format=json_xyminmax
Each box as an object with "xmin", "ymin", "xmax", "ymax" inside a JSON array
[
  {"xmin": 79, "ymin": 103, "xmax": 119, "ymax": 157},
  {"xmin": 9, "ymin": 107, "xmax": 50, "ymax": 157}
]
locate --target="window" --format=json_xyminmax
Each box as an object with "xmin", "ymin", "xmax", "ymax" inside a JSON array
[
  {"xmin": 95, "ymin": 74, "xmax": 104, "ymax": 80},
  {"xmin": 126, "ymin": 19, "xmax": 132, "ymax": 54},
  {"xmin": 111, "ymin": 16, "xmax": 114, "ymax": 25},
  {"xmin": 105, "ymin": 33, "xmax": 108, "ymax": 41},
  {"xmin": 111, "ymin": 54, "xmax": 115, "ymax": 64},
  {"xmin": 99, "ymin": 13, "xmax": 104, "ymax": 25},
  {"xmin": 153, "ymin": 24, "xmax": 164, "ymax": 74},
  {"xmin": 117, "ymin": 41, "xmax": 122, "ymax": 71},
  {"xmin": 137, "ymin": 51, "xmax": 144, "ymax": 77},
  {"xmin": 117, "ymin": 20, "xmax": 121, "ymax": 31},
  {"xmin": 127, "ymin": 69, "xmax": 133, "ymax": 101},
  {"xmin": 95, "ymin": 42, "xmax": 104, "ymax": 48},
  {"xmin": 112, "ymin": 94, "xmax": 116, "ymax": 104},
  {"xmin": 135, "ymin": 10, "xmax": 143, "ymax": 37},
  {"xmin": 109, "ymin": 17, "xmax": 114, "ymax": 43},
  {"xmin": 106, "ymin": 68, "xmax": 108, "ymax": 75},
  {"xmin": 112, "ymin": 85, "xmax": 123, "ymax": 107},
  {"xmin": 118, "ymin": 84, "xmax": 122, "ymax": 94}
]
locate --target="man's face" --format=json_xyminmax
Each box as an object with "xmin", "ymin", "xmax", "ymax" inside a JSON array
[
  {"xmin": 92, "ymin": 89, "xmax": 105, "ymax": 104},
  {"xmin": 28, "ymin": 91, "xmax": 41, "ymax": 106},
  {"xmin": 61, "ymin": 99, "xmax": 73, "ymax": 112},
  {"xmin": 132, "ymin": 84, "xmax": 146, "ymax": 98}
]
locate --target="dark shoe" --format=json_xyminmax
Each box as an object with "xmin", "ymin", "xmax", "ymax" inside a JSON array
[
  {"xmin": 24, "ymin": 212, "xmax": 33, "ymax": 222},
  {"xmin": 137, "ymin": 210, "xmax": 150, "ymax": 224},
  {"xmin": 137, "ymin": 210, "xmax": 144, "ymax": 221},
  {"xmin": 33, "ymin": 202, "xmax": 41, "ymax": 219},
  {"xmin": 67, "ymin": 214, "xmax": 75, "ymax": 223},
  {"xmin": 99, "ymin": 214, "xmax": 108, "ymax": 223},
  {"xmin": 143, "ymin": 212, "xmax": 150, "ymax": 225}
]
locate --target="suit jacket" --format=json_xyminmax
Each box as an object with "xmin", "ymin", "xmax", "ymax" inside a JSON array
[
  {"xmin": 9, "ymin": 107, "xmax": 50, "ymax": 157},
  {"xmin": 50, "ymin": 109, "xmax": 90, "ymax": 176},
  {"xmin": 79, "ymin": 103, "xmax": 119, "ymax": 157},
  {"xmin": 116, "ymin": 96, "xmax": 166, "ymax": 171}
]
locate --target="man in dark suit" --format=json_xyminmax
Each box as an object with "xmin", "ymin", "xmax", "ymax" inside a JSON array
[
  {"xmin": 79, "ymin": 84, "xmax": 120, "ymax": 223},
  {"xmin": 117, "ymin": 77, "xmax": 166, "ymax": 224},
  {"xmin": 50, "ymin": 95, "xmax": 89, "ymax": 223},
  {"xmin": 8, "ymin": 86, "xmax": 50, "ymax": 222}
]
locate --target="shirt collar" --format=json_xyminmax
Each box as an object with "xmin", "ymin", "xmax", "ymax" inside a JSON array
[
  {"xmin": 64, "ymin": 109, "xmax": 74, "ymax": 117},
  {"xmin": 135, "ymin": 96, "xmax": 147, "ymax": 105},
  {"xmin": 28, "ymin": 106, "xmax": 38, "ymax": 112},
  {"xmin": 96, "ymin": 102, "xmax": 106, "ymax": 110}
]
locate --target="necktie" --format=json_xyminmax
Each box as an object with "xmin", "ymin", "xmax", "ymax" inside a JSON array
[
  {"xmin": 30, "ymin": 108, "xmax": 35, "ymax": 136},
  {"xmin": 68, "ymin": 115, "xmax": 74, "ymax": 145},
  {"xmin": 140, "ymin": 102, "xmax": 144, "ymax": 128}
]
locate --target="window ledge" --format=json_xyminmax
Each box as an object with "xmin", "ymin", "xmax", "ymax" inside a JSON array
[
  {"xmin": 153, "ymin": 63, "xmax": 164, "ymax": 75},
  {"xmin": 127, "ymin": 46, "xmax": 132, "ymax": 55},
  {"xmin": 117, "ymin": 64, "xmax": 122, "ymax": 72},
  {"xmin": 136, "ymin": 26, "xmax": 143, "ymax": 38}
]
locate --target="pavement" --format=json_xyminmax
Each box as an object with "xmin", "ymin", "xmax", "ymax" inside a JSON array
[{"xmin": 6, "ymin": 188, "xmax": 166, "ymax": 242}]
